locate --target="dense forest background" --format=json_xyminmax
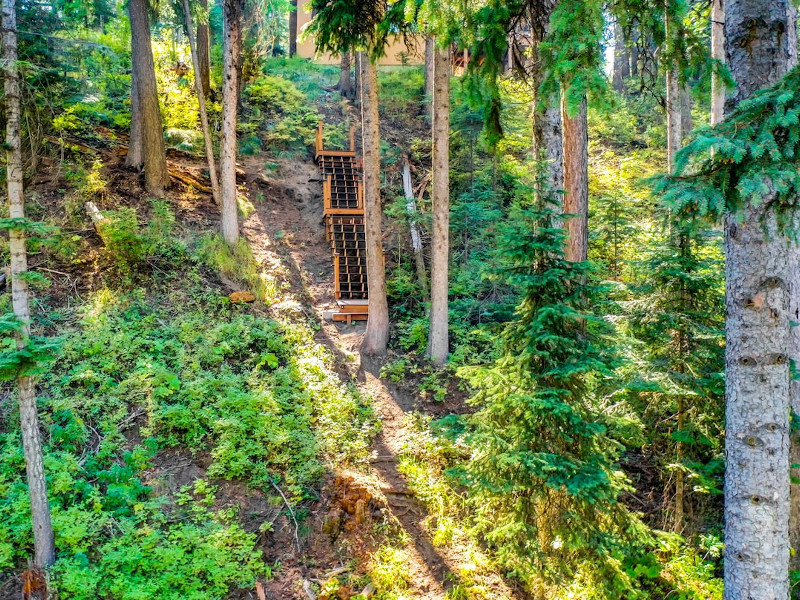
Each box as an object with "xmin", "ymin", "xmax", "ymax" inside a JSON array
[{"xmin": 0, "ymin": 0, "xmax": 779, "ymax": 598}]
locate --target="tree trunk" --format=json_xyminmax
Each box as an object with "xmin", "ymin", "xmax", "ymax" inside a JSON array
[
  {"xmin": 531, "ymin": 54, "xmax": 563, "ymax": 201},
  {"xmin": 724, "ymin": 1, "xmax": 797, "ymax": 597},
  {"xmin": 425, "ymin": 36, "xmax": 436, "ymax": 117},
  {"xmin": 127, "ymin": 62, "xmax": 143, "ymax": 168},
  {"xmin": 338, "ymin": 50, "xmax": 353, "ymax": 99},
  {"xmin": 128, "ymin": 0, "xmax": 168, "ymax": 196},
  {"xmin": 354, "ymin": 51, "xmax": 362, "ymax": 107},
  {"xmin": 427, "ymin": 44, "xmax": 450, "ymax": 366},
  {"xmin": 665, "ymin": 67, "xmax": 681, "ymax": 173},
  {"xmin": 2, "ymin": 0, "xmax": 56, "ymax": 570},
  {"xmin": 630, "ymin": 26, "xmax": 639, "ymax": 76},
  {"xmin": 183, "ymin": 0, "xmax": 220, "ymax": 205},
  {"xmin": 612, "ymin": 21, "xmax": 630, "ymax": 93},
  {"xmin": 220, "ymin": 0, "xmax": 242, "ymax": 245},
  {"xmin": 561, "ymin": 95, "xmax": 588, "ymax": 262},
  {"xmin": 288, "ymin": 0, "xmax": 297, "ymax": 57},
  {"xmin": 359, "ymin": 57, "xmax": 389, "ymax": 356},
  {"xmin": 783, "ymin": 0, "xmax": 800, "ymax": 578},
  {"xmin": 680, "ymin": 84, "xmax": 693, "ymax": 139},
  {"xmin": 710, "ymin": 0, "xmax": 725, "ymax": 126},
  {"xmin": 402, "ymin": 159, "xmax": 429, "ymax": 302},
  {"xmin": 197, "ymin": 0, "xmax": 211, "ymax": 98}
]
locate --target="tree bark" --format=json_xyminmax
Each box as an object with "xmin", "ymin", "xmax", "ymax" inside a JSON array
[
  {"xmin": 128, "ymin": 0, "xmax": 169, "ymax": 196},
  {"xmin": 710, "ymin": 0, "xmax": 725, "ymax": 127},
  {"xmin": 220, "ymin": 0, "xmax": 242, "ymax": 245},
  {"xmin": 427, "ymin": 44, "xmax": 450, "ymax": 366},
  {"xmin": 354, "ymin": 51, "xmax": 362, "ymax": 107},
  {"xmin": 183, "ymin": 0, "xmax": 220, "ymax": 205},
  {"xmin": 197, "ymin": 0, "xmax": 211, "ymax": 98},
  {"xmin": 338, "ymin": 49, "xmax": 353, "ymax": 99},
  {"xmin": 2, "ymin": 0, "xmax": 56, "ymax": 569},
  {"xmin": 612, "ymin": 21, "xmax": 630, "ymax": 93},
  {"xmin": 723, "ymin": 1, "xmax": 797, "ymax": 598},
  {"xmin": 680, "ymin": 84, "xmax": 693, "ymax": 140},
  {"xmin": 531, "ymin": 58, "xmax": 563, "ymax": 202},
  {"xmin": 127, "ymin": 60, "xmax": 143, "ymax": 168},
  {"xmin": 402, "ymin": 159, "xmax": 429, "ymax": 302},
  {"xmin": 561, "ymin": 95, "xmax": 588, "ymax": 262},
  {"xmin": 288, "ymin": 0, "xmax": 297, "ymax": 57},
  {"xmin": 424, "ymin": 36, "xmax": 434, "ymax": 116},
  {"xmin": 665, "ymin": 66, "xmax": 681, "ymax": 173},
  {"xmin": 359, "ymin": 57, "xmax": 389, "ymax": 356}
]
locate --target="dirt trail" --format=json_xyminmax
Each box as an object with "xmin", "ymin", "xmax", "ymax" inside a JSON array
[{"xmin": 240, "ymin": 150, "xmax": 524, "ymax": 600}]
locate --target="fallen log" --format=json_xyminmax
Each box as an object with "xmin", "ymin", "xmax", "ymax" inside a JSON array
[
  {"xmin": 168, "ymin": 166, "xmax": 213, "ymax": 193},
  {"xmin": 44, "ymin": 135, "xmax": 99, "ymax": 156},
  {"xmin": 85, "ymin": 201, "xmax": 109, "ymax": 236}
]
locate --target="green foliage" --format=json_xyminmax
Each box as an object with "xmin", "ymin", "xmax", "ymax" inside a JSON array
[
  {"xmin": 306, "ymin": 0, "xmax": 391, "ymax": 59},
  {"xmin": 243, "ymin": 73, "xmax": 324, "ymax": 152},
  {"xmin": 100, "ymin": 199, "xmax": 184, "ymax": 273},
  {"xmin": 541, "ymin": 0, "xmax": 608, "ymax": 113},
  {"xmin": 195, "ymin": 234, "xmax": 280, "ymax": 302},
  {"xmin": 0, "ymin": 268, "xmax": 375, "ymax": 589},
  {"xmin": 445, "ymin": 202, "xmax": 651, "ymax": 597},
  {"xmin": 656, "ymin": 65, "xmax": 800, "ymax": 230}
]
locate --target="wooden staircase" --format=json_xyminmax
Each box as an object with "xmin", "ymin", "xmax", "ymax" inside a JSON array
[{"xmin": 316, "ymin": 122, "xmax": 369, "ymax": 323}]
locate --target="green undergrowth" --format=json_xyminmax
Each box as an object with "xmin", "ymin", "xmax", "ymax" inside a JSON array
[
  {"xmin": 397, "ymin": 415, "xmax": 722, "ymax": 600},
  {"xmin": 0, "ymin": 224, "xmax": 376, "ymax": 596}
]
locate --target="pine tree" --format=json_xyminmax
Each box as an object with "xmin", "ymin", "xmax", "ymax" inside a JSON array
[
  {"xmin": 126, "ymin": 0, "xmax": 169, "ymax": 196},
  {"xmin": 451, "ymin": 186, "xmax": 647, "ymax": 596},
  {"xmin": 220, "ymin": 0, "xmax": 243, "ymax": 245}
]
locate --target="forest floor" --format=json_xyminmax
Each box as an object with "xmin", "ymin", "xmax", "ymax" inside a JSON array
[{"xmin": 234, "ymin": 150, "xmax": 520, "ymax": 598}]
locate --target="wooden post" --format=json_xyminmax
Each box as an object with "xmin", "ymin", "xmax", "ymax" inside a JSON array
[
  {"xmin": 334, "ymin": 254, "xmax": 341, "ymax": 298},
  {"xmin": 323, "ymin": 175, "xmax": 332, "ymax": 213},
  {"xmin": 349, "ymin": 124, "xmax": 356, "ymax": 152},
  {"xmin": 316, "ymin": 121, "xmax": 323, "ymax": 156}
]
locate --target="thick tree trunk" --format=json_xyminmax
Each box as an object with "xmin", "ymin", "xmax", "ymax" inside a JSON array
[
  {"xmin": 612, "ymin": 22, "xmax": 630, "ymax": 93},
  {"xmin": 561, "ymin": 95, "xmax": 588, "ymax": 262},
  {"xmin": 710, "ymin": 0, "xmax": 725, "ymax": 126},
  {"xmin": 723, "ymin": 1, "xmax": 797, "ymax": 598},
  {"xmin": 183, "ymin": 0, "xmax": 220, "ymax": 205},
  {"xmin": 220, "ymin": 0, "xmax": 242, "ymax": 245},
  {"xmin": 338, "ymin": 50, "xmax": 353, "ymax": 99},
  {"xmin": 359, "ymin": 58, "xmax": 389, "ymax": 356},
  {"xmin": 2, "ymin": 0, "xmax": 56, "ymax": 569},
  {"xmin": 197, "ymin": 0, "xmax": 211, "ymax": 98},
  {"xmin": 531, "ymin": 62, "xmax": 563, "ymax": 200},
  {"xmin": 427, "ymin": 44, "xmax": 450, "ymax": 366},
  {"xmin": 127, "ymin": 64, "xmax": 143, "ymax": 168},
  {"xmin": 288, "ymin": 0, "xmax": 297, "ymax": 57},
  {"xmin": 128, "ymin": 0, "xmax": 168, "ymax": 195}
]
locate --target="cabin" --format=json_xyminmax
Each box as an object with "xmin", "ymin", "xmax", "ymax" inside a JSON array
[{"xmin": 295, "ymin": 6, "xmax": 425, "ymax": 66}]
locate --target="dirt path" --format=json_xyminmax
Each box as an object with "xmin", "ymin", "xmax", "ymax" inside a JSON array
[{"xmin": 241, "ymin": 154, "xmax": 519, "ymax": 600}]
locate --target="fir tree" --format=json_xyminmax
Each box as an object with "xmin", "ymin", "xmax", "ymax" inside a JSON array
[
  {"xmin": 448, "ymin": 186, "xmax": 649, "ymax": 597},
  {"xmin": 624, "ymin": 221, "xmax": 725, "ymax": 533}
]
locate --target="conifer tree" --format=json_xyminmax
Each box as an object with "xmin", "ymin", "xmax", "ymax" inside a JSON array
[
  {"xmin": 657, "ymin": 1, "xmax": 799, "ymax": 592},
  {"xmin": 127, "ymin": 0, "xmax": 169, "ymax": 196},
  {"xmin": 452, "ymin": 181, "xmax": 647, "ymax": 596},
  {"xmin": 220, "ymin": 0, "xmax": 243, "ymax": 245}
]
